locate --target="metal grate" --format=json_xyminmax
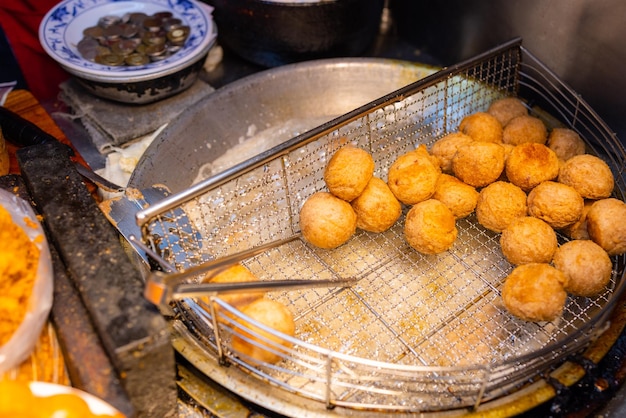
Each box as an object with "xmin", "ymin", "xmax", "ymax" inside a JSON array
[{"xmin": 137, "ymin": 38, "xmax": 626, "ymax": 412}]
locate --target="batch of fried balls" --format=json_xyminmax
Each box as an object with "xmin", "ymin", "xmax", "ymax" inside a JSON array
[{"xmin": 299, "ymin": 97, "xmax": 626, "ymax": 323}]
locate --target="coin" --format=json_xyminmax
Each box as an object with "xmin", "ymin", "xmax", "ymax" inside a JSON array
[
  {"xmin": 77, "ymin": 37, "xmax": 100, "ymax": 60},
  {"xmin": 112, "ymin": 39, "xmax": 138, "ymax": 56},
  {"xmin": 98, "ymin": 15, "xmax": 121, "ymax": 28},
  {"xmin": 142, "ymin": 32, "xmax": 166, "ymax": 46},
  {"xmin": 135, "ymin": 43, "xmax": 147, "ymax": 55},
  {"xmin": 162, "ymin": 18, "xmax": 182, "ymax": 31},
  {"xmin": 150, "ymin": 52, "xmax": 170, "ymax": 62},
  {"xmin": 118, "ymin": 22, "xmax": 139, "ymax": 39},
  {"xmin": 83, "ymin": 25, "xmax": 105, "ymax": 40},
  {"xmin": 128, "ymin": 12, "xmax": 148, "ymax": 24},
  {"xmin": 95, "ymin": 53, "xmax": 125, "ymax": 66},
  {"xmin": 143, "ymin": 17, "xmax": 162, "ymax": 33},
  {"xmin": 145, "ymin": 43, "xmax": 166, "ymax": 57},
  {"xmin": 125, "ymin": 53, "xmax": 149, "ymax": 66},
  {"xmin": 167, "ymin": 26, "xmax": 190, "ymax": 45},
  {"xmin": 103, "ymin": 25, "xmax": 123, "ymax": 41}
]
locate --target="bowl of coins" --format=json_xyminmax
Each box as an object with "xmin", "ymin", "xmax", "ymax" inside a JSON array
[{"xmin": 39, "ymin": 0, "xmax": 217, "ymax": 103}]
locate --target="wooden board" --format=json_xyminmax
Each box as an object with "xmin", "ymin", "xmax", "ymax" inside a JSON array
[
  {"xmin": 3, "ymin": 89, "xmax": 95, "ymax": 191},
  {"xmin": 4, "ymin": 89, "xmax": 93, "ymax": 169}
]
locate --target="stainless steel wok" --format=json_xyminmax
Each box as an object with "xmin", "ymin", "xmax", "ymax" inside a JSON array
[{"xmin": 125, "ymin": 54, "xmax": 624, "ymax": 416}]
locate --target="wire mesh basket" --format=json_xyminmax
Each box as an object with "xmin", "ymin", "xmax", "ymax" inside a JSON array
[{"xmin": 136, "ymin": 38, "xmax": 626, "ymax": 412}]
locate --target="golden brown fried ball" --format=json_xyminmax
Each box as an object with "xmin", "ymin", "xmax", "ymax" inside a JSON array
[
  {"xmin": 527, "ymin": 181, "xmax": 584, "ymax": 229},
  {"xmin": 351, "ymin": 177, "xmax": 402, "ymax": 233},
  {"xmin": 404, "ymin": 199, "xmax": 457, "ymax": 255},
  {"xmin": 324, "ymin": 145, "xmax": 375, "ymax": 201},
  {"xmin": 430, "ymin": 132, "xmax": 473, "ymax": 173},
  {"xmin": 459, "ymin": 112, "xmax": 503, "ymax": 143},
  {"xmin": 487, "ymin": 97, "xmax": 528, "ymax": 127},
  {"xmin": 500, "ymin": 216, "xmax": 558, "ymax": 265},
  {"xmin": 476, "ymin": 181, "xmax": 528, "ymax": 233},
  {"xmin": 432, "ymin": 174, "xmax": 479, "ymax": 219},
  {"xmin": 501, "ymin": 263, "xmax": 567, "ymax": 322},
  {"xmin": 231, "ymin": 298, "xmax": 296, "ymax": 364},
  {"xmin": 553, "ymin": 240, "xmax": 612, "ymax": 297},
  {"xmin": 452, "ymin": 141, "xmax": 505, "ymax": 188},
  {"xmin": 558, "ymin": 154, "xmax": 615, "ymax": 199},
  {"xmin": 200, "ymin": 264, "xmax": 265, "ymax": 311},
  {"xmin": 586, "ymin": 198, "xmax": 626, "ymax": 256},
  {"xmin": 505, "ymin": 143, "xmax": 560, "ymax": 191},
  {"xmin": 562, "ymin": 200, "xmax": 594, "ymax": 240},
  {"xmin": 387, "ymin": 145, "xmax": 441, "ymax": 205},
  {"xmin": 547, "ymin": 128, "xmax": 586, "ymax": 161},
  {"xmin": 300, "ymin": 192, "xmax": 357, "ymax": 249},
  {"xmin": 502, "ymin": 115, "xmax": 548, "ymax": 146}
]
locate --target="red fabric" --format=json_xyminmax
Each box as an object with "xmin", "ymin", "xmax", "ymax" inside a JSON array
[{"xmin": 0, "ymin": 0, "xmax": 70, "ymax": 101}]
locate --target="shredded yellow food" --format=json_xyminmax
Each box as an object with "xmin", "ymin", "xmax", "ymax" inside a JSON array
[{"xmin": 0, "ymin": 204, "xmax": 40, "ymax": 346}]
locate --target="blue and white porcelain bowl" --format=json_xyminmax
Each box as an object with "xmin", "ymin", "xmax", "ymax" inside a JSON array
[{"xmin": 39, "ymin": 0, "xmax": 217, "ymax": 103}]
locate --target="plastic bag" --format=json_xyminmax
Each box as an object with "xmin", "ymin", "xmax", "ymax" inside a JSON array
[{"xmin": 0, "ymin": 188, "xmax": 53, "ymax": 373}]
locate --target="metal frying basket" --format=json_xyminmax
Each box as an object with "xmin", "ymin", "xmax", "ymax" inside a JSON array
[{"xmin": 136, "ymin": 38, "xmax": 626, "ymax": 413}]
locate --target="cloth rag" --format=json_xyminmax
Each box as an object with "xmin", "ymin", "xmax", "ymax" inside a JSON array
[{"xmin": 58, "ymin": 77, "xmax": 215, "ymax": 153}]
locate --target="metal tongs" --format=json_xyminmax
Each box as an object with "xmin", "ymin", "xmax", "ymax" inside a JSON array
[{"xmin": 133, "ymin": 234, "xmax": 358, "ymax": 312}]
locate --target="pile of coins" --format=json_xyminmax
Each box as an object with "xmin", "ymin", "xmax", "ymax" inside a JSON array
[{"xmin": 77, "ymin": 11, "xmax": 191, "ymax": 66}]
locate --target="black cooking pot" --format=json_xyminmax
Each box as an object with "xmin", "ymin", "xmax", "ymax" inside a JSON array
[{"xmin": 202, "ymin": 0, "xmax": 384, "ymax": 67}]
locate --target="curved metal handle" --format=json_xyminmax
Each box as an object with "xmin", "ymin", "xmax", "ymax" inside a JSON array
[
  {"xmin": 133, "ymin": 234, "xmax": 356, "ymax": 309},
  {"xmin": 145, "ymin": 271, "xmax": 357, "ymax": 308}
]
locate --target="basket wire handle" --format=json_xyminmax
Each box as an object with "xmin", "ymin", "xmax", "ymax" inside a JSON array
[{"xmin": 130, "ymin": 234, "xmax": 358, "ymax": 309}]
